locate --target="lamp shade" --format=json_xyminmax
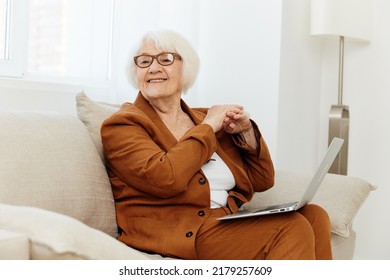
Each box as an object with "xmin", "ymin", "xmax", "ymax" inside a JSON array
[{"xmin": 310, "ymin": 0, "xmax": 372, "ymax": 42}]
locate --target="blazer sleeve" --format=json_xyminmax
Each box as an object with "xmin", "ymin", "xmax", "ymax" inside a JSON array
[{"xmin": 231, "ymin": 120, "xmax": 275, "ymax": 192}]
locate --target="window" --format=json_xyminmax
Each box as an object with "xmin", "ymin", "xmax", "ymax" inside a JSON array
[
  {"xmin": 0, "ymin": 0, "xmax": 8, "ymax": 60},
  {"xmin": 0, "ymin": 0, "xmax": 28, "ymax": 77},
  {"xmin": 0, "ymin": 0, "xmax": 201, "ymax": 101},
  {"xmin": 0, "ymin": 0, "xmax": 113, "ymax": 81},
  {"xmin": 27, "ymin": 0, "xmax": 70, "ymax": 76},
  {"xmin": 27, "ymin": 0, "xmax": 113, "ymax": 80}
]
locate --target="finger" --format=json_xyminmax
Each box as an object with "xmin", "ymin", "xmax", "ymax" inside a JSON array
[
  {"xmin": 226, "ymin": 105, "xmax": 243, "ymax": 112},
  {"xmin": 225, "ymin": 111, "xmax": 235, "ymax": 118},
  {"xmin": 226, "ymin": 108, "xmax": 243, "ymax": 117},
  {"xmin": 223, "ymin": 115, "xmax": 232, "ymax": 123},
  {"xmin": 233, "ymin": 113, "xmax": 246, "ymax": 120}
]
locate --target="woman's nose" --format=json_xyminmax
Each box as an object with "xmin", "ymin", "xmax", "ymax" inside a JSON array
[{"xmin": 148, "ymin": 59, "xmax": 163, "ymax": 73}]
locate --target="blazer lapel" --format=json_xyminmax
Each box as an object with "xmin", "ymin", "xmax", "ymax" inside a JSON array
[{"xmin": 133, "ymin": 92, "xmax": 178, "ymax": 150}]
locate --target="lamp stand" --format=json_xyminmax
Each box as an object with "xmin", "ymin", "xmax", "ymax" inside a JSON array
[
  {"xmin": 329, "ymin": 36, "xmax": 349, "ymax": 175},
  {"xmin": 329, "ymin": 105, "xmax": 349, "ymax": 174}
]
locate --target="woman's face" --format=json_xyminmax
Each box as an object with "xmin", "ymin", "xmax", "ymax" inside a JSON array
[{"xmin": 136, "ymin": 42, "xmax": 183, "ymax": 102}]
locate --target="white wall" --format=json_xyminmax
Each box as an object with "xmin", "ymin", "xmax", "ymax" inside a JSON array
[
  {"xmin": 279, "ymin": 0, "xmax": 390, "ymax": 259},
  {"xmin": 0, "ymin": 79, "xmax": 81, "ymax": 115},
  {"xmin": 195, "ymin": 0, "xmax": 282, "ymax": 157},
  {"xmin": 318, "ymin": 0, "xmax": 390, "ymax": 259},
  {"xmin": 277, "ymin": 0, "xmax": 323, "ymax": 172}
]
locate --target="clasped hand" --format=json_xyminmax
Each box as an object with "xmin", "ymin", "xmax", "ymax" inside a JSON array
[{"xmin": 202, "ymin": 105, "xmax": 252, "ymax": 134}]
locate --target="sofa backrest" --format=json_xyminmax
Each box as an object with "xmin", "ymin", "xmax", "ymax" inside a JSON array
[{"xmin": 0, "ymin": 109, "xmax": 117, "ymax": 237}]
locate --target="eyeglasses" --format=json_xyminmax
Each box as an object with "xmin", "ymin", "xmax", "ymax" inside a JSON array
[{"xmin": 134, "ymin": 52, "xmax": 182, "ymax": 68}]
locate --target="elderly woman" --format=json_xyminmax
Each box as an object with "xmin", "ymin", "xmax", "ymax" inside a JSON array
[{"xmin": 101, "ymin": 29, "xmax": 332, "ymax": 260}]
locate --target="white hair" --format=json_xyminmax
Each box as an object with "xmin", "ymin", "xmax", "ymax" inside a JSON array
[{"xmin": 127, "ymin": 29, "xmax": 200, "ymax": 93}]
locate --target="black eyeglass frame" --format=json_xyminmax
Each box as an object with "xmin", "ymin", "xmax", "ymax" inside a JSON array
[{"xmin": 133, "ymin": 52, "xmax": 182, "ymax": 68}]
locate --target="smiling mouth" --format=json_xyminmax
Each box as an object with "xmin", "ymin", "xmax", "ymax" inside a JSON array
[{"xmin": 148, "ymin": 78, "xmax": 167, "ymax": 83}]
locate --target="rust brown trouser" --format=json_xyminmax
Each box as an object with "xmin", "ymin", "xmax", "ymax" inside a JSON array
[{"xmin": 195, "ymin": 204, "xmax": 332, "ymax": 260}]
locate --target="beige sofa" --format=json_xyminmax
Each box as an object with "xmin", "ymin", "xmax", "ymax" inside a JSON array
[{"xmin": 0, "ymin": 92, "xmax": 376, "ymax": 260}]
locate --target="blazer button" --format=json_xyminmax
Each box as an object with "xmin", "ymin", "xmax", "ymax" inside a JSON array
[
  {"xmin": 198, "ymin": 210, "xmax": 205, "ymax": 217},
  {"xmin": 186, "ymin": 231, "xmax": 193, "ymax": 238},
  {"xmin": 199, "ymin": 177, "xmax": 206, "ymax": 185}
]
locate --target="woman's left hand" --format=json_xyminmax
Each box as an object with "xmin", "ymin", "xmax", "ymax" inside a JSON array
[{"xmin": 223, "ymin": 108, "xmax": 252, "ymax": 134}]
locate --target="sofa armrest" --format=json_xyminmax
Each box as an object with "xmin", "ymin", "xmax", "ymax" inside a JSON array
[
  {"xmin": 242, "ymin": 170, "xmax": 376, "ymax": 237},
  {"xmin": 0, "ymin": 203, "xmax": 152, "ymax": 260},
  {"xmin": 0, "ymin": 229, "xmax": 30, "ymax": 260}
]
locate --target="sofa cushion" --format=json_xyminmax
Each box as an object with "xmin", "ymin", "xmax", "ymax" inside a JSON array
[
  {"xmin": 242, "ymin": 170, "xmax": 376, "ymax": 237},
  {"xmin": 0, "ymin": 229, "xmax": 30, "ymax": 260},
  {"xmin": 0, "ymin": 111, "xmax": 117, "ymax": 237},
  {"xmin": 0, "ymin": 203, "xmax": 150, "ymax": 260},
  {"xmin": 76, "ymin": 91, "xmax": 119, "ymax": 160}
]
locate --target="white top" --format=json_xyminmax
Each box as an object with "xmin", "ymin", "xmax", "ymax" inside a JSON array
[{"xmin": 201, "ymin": 152, "xmax": 236, "ymax": 209}]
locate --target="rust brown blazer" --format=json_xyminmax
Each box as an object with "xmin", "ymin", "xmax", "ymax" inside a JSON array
[{"xmin": 101, "ymin": 93, "xmax": 275, "ymax": 259}]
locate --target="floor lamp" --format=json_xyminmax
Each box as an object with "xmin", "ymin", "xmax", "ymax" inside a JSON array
[{"xmin": 310, "ymin": 0, "xmax": 372, "ymax": 175}]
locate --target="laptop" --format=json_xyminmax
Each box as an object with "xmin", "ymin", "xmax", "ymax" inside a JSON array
[{"xmin": 217, "ymin": 137, "xmax": 344, "ymax": 221}]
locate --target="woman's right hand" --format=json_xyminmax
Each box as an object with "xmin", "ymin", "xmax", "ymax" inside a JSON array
[{"xmin": 202, "ymin": 105, "xmax": 244, "ymax": 132}]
